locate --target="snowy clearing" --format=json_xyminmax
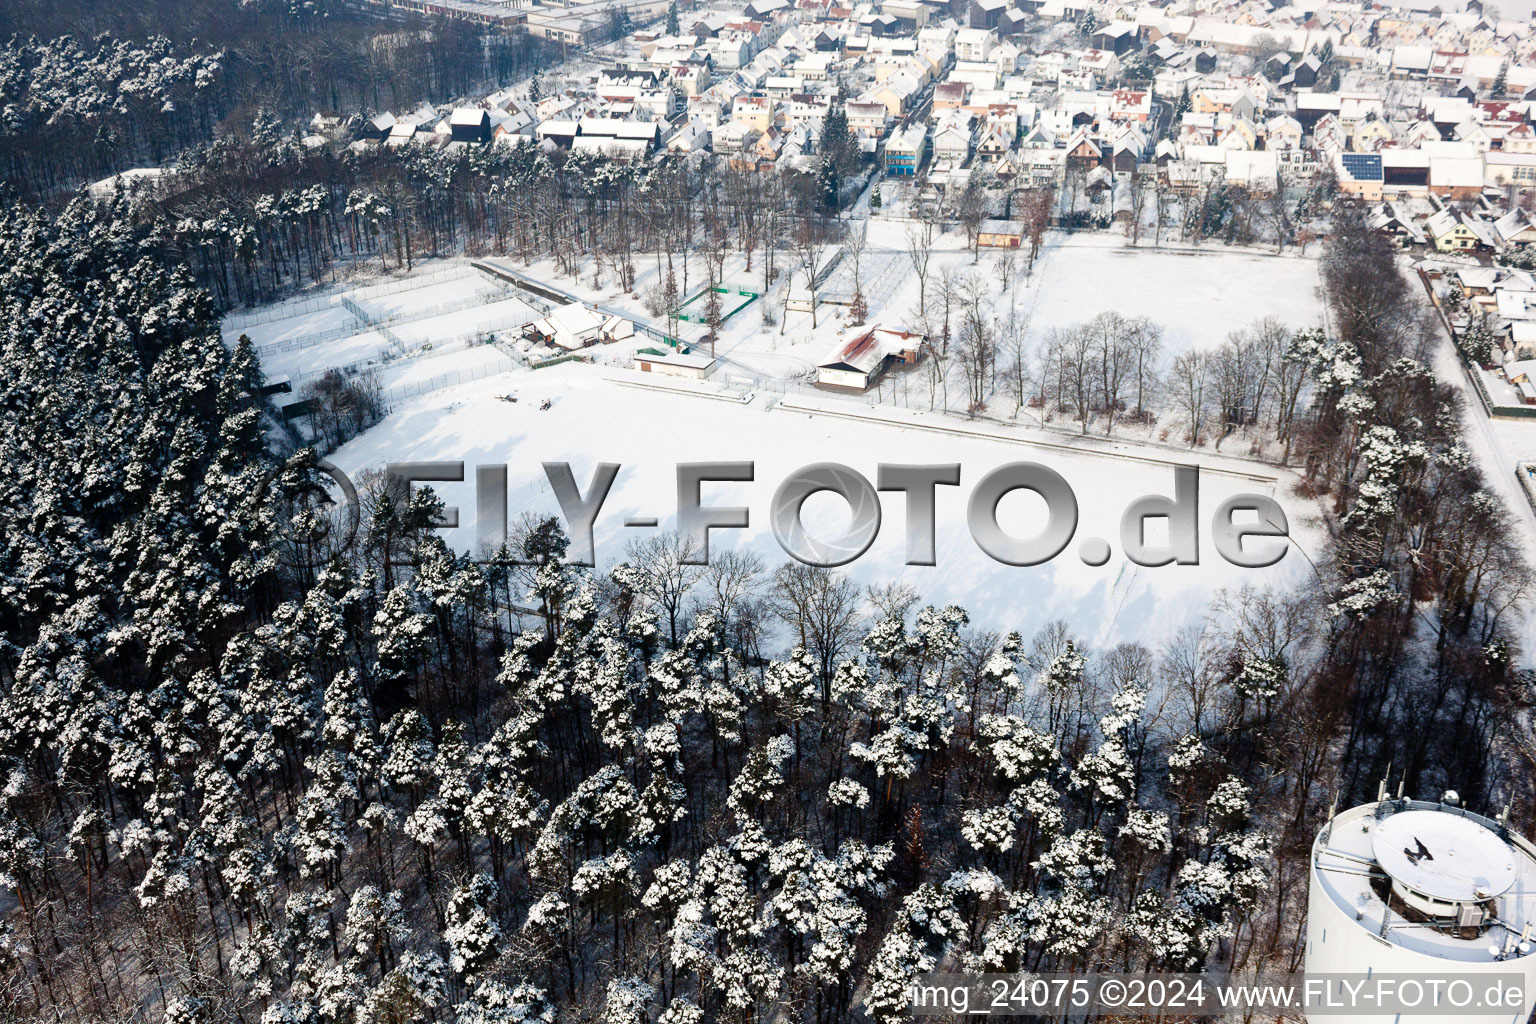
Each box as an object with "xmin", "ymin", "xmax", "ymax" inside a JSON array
[
  {"xmin": 372, "ymin": 343, "xmax": 515, "ymax": 395},
  {"xmin": 330, "ymin": 366, "xmax": 1326, "ymax": 647}
]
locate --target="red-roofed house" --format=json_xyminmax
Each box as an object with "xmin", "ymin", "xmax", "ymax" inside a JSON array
[{"xmin": 815, "ymin": 327, "xmax": 923, "ymax": 390}]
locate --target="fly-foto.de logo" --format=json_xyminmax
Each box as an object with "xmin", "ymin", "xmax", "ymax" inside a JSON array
[{"xmin": 329, "ymin": 460, "xmax": 1292, "ymax": 571}]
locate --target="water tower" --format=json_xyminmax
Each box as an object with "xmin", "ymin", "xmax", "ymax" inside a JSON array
[{"xmin": 1306, "ymin": 790, "xmax": 1536, "ymax": 1024}]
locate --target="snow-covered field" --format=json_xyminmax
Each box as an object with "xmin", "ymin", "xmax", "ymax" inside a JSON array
[
  {"xmin": 373, "ymin": 343, "xmax": 515, "ymax": 394},
  {"xmin": 330, "ymin": 366, "xmax": 1325, "ymax": 646},
  {"xmin": 349, "ymin": 276, "xmax": 497, "ymax": 322},
  {"xmin": 387, "ymin": 295, "xmax": 544, "ymax": 348},
  {"xmin": 230, "ymin": 240, "xmax": 1340, "ymax": 645},
  {"xmin": 260, "ymin": 331, "xmax": 391, "ymax": 383},
  {"xmin": 224, "ymin": 265, "xmax": 544, "ymax": 393},
  {"xmin": 1003, "ymin": 236, "xmax": 1325, "ymax": 351}
]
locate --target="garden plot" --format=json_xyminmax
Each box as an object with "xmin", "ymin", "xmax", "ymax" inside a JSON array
[
  {"xmin": 385, "ymin": 295, "xmax": 545, "ymax": 350},
  {"xmin": 347, "ymin": 275, "xmax": 504, "ymax": 324},
  {"xmin": 262, "ymin": 330, "xmax": 392, "ymax": 383},
  {"xmin": 234, "ymin": 301, "xmax": 360, "ymax": 352},
  {"xmin": 374, "ymin": 344, "xmax": 516, "ymax": 400}
]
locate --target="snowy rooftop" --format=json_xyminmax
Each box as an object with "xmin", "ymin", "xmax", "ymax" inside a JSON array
[
  {"xmin": 1313, "ymin": 800, "xmax": 1536, "ymax": 962},
  {"xmin": 1372, "ymin": 811, "xmax": 1518, "ymax": 903}
]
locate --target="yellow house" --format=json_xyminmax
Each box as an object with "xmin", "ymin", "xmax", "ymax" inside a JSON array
[
  {"xmin": 1426, "ymin": 209, "xmax": 1481, "ymax": 252},
  {"xmin": 730, "ymin": 96, "xmax": 774, "ymax": 132},
  {"xmin": 868, "ymin": 72, "xmax": 921, "ymax": 116},
  {"xmin": 1352, "ymin": 118, "xmax": 1396, "ymax": 149}
]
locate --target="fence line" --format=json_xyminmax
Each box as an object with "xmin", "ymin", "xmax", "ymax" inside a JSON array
[
  {"xmin": 530, "ymin": 353, "xmax": 590, "ymax": 370},
  {"xmin": 294, "ymin": 307, "xmax": 551, "ymax": 386},
  {"xmin": 341, "ymin": 265, "xmax": 468, "ymax": 302},
  {"xmin": 224, "ymin": 293, "xmax": 340, "ymax": 332},
  {"xmin": 226, "ymin": 263, "xmax": 485, "ymax": 337},
  {"xmin": 746, "ymin": 373, "xmax": 884, "ymax": 407},
  {"xmin": 290, "ymin": 334, "xmax": 475, "ymax": 385},
  {"xmin": 259, "ymin": 290, "xmax": 519, "ymax": 358},
  {"xmin": 381, "ymin": 360, "xmax": 514, "ymax": 405}
]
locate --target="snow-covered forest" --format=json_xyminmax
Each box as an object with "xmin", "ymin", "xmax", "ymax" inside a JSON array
[
  {"xmin": 0, "ymin": 0, "xmax": 1533, "ymax": 1012},
  {"xmin": 0, "ymin": 182, "xmax": 1530, "ymax": 1024},
  {"xmin": 0, "ymin": 0, "xmax": 553, "ymax": 194}
]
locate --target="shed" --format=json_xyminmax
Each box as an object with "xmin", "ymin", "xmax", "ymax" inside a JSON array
[
  {"xmin": 634, "ymin": 347, "xmax": 716, "ymax": 378},
  {"xmin": 977, "ymin": 218, "xmax": 1024, "ymax": 247}
]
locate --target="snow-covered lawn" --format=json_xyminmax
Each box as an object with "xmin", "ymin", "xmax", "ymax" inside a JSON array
[
  {"xmin": 387, "ymin": 296, "xmax": 544, "ymax": 348},
  {"xmin": 262, "ymin": 330, "xmax": 391, "ymax": 383},
  {"xmin": 232, "ymin": 301, "xmax": 360, "ymax": 351},
  {"xmin": 330, "ymin": 366, "xmax": 1325, "ymax": 646},
  {"xmin": 374, "ymin": 343, "xmax": 515, "ymax": 396},
  {"xmin": 1007, "ymin": 235, "xmax": 1325, "ymax": 351},
  {"xmin": 350, "ymin": 275, "xmax": 499, "ymax": 323},
  {"xmin": 1487, "ymin": 416, "xmax": 1536, "ymax": 467}
]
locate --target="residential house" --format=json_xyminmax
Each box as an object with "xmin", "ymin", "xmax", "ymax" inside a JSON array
[
  {"xmin": 1108, "ymin": 89, "xmax": 1152, "ymax": 123},
  {"xmin": 666, "ymin": 119, "xmax": 712, "ymax": 153},
  {"xmin": 363, "ymin": 112, "xmax": 396, "ymax": 141},
  {"xmin": 1065, "ymin": 127, "xmax": 1102, "ymax": 167},
  {"xmin": 524, "ymin": 303, "xmax": 633, "ymax": 350},
  {"xmin": 732, "ymin": 95, "xmax": 775, "ymax": 131},
  {"xmin": 448, "ymin": 108, "xmax": 492, "ymax": 143},
  {"xmin": 846, "ymin": 100, "xmax": 890, "ymax": 142},
  {"xmin": 386, "ymin": 121, "xmax": 421, "ymax": 147},
  {"xmin": 867, "ymin": 71, "xmax": 922, "ymax": 115},
  {"xmin": 1425, "ymin": 208, "xmax": 1487, "ymax": 251},
  {"xmin": 931, "ymin": 116, "xmax": 976, "ymax": 168},
  {"xmin": 955, "ymin": 27, "xmax": 996, "ymax": 60},
  {"xmin": 1264, "ymin": 114, "xmax": 1304, "ymax": 149},
  {"xmin": 1371, "ymin": 202, "xmax": 1429, "ymax": 245},
  {"xmin": 1224, "ymin": 149, "xmax": 1279, "ymax": 196},
  {"xmin": 1334, "ymin": 152, "xmax": 1384, "ymax": 201},
  {"xmin": 975, "ymin": 125, "xmax": 1015, "ymax": 162},
  {"xmin": 933, "ymin": 81, "xmax": 972, "ymax": 110},
  {"xmin": 1495, "ymin": 208, "xmax": 1536, "ymax": 247},
  {"xmin": 886, "ymin": 124, "xmax": 927, "ymax": 175}
]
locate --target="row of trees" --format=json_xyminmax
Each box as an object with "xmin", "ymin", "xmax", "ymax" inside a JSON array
[{"xmin": 1293, "ymin": 201, "xmax": 1531, "ymax": 803}]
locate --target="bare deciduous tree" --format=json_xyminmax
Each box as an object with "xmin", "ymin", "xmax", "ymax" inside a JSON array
[
  {"xmin": 1169, "ymin": 350, "xmax": 1210, "ymax": 447},
  {"xmin": 625, "ymin": 531, "xmax": 705, "ymax": 645}
]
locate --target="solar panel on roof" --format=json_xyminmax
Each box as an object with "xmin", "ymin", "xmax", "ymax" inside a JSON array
[{"xmin": 1340, "ymin": 153, "xmax": 1382, "ymax": 180}]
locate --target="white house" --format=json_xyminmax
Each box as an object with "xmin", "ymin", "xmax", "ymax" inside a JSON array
[
  {"xmin": 815, "ymin": 327, "xmax": 923, "ymax": 390},
  {"xmin": 525, "ymin": 303, "xmax": 633, "ymax": 350},
  {"xmin": 954, "ymin": 28, "xmax": 996, "ymax": 62}
]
